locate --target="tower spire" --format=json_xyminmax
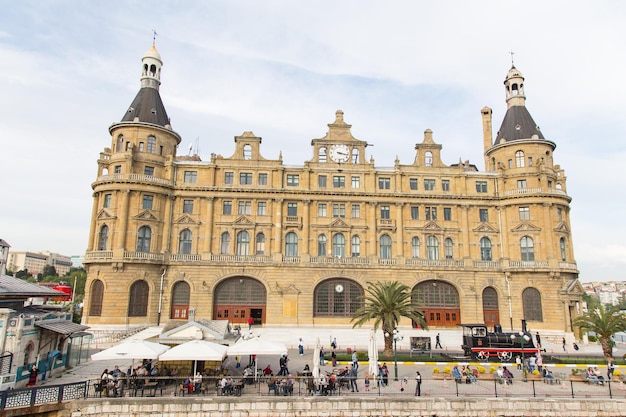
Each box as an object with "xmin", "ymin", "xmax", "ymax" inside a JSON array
[{"xmin": 152, "ymin": 29, "xmax": 158, "ymax": 46}]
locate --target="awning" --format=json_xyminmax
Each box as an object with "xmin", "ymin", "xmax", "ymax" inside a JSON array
[{"xmin": 35, "ymin": 320, "xmax": 89, "ymax": 336}]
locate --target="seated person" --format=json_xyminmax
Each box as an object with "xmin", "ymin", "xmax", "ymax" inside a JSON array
[
  {"xmin": 586, "ymin": 367, "xmax": 599, "ymax": 384},
  {"xmin": 268, "ymin": 376, "xmax": 280, "ymax": 395},
  {"xmin": 496, "ymin": 366, "xmax": 505, "ymax": 384},
  {"xmin": 283, "ymin": 375, "xmax": 294, "ymax": 395},
  {"xmin": 502, "ymin": 366, "xmax": 514, "ymax": 384},
  {"xmin": 302, "ymin": 364, "xmax": 312, "ymax": 376},
  {"xmin": 464, "ymin": 366, "xmax": 477, "ymax": 383},
  {"xmin": 593, "ymin": 367, "xmax": 605, "ymax": 384},
  {"xmin": 452, "ymin": 366, "xmax": 462, "ymax": 383},
  {"xmin": 220, "ymin": 376, "xmax": 233, "ymax": 395},
  {"xmin": 543, "ymin": 367, "xmax": 555, "ymax": 383},
  {"xmin": 243, "ymin": 366, "xmax": 254, "ymax": 385},
  {"xmin": 317, "ymin": 373, "xmax": 328, "ymax": 395},
  {"xmin": 263, "ymin": 364, "xmax": 273, "ymax": 376}
]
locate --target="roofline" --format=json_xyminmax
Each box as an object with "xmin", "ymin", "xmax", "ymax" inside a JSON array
[
  {"xmin": 108, "ymin": 121, "xmax": 182, "ymax": 145},
  {"xmin": 485, "ymin": 138, "xmax": 556, "ymax": 156}
]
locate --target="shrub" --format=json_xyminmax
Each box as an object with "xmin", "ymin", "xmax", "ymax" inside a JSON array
[
  {"xmin": 489, "ymin": 366, "xmax": 497, "ymax": 374},
  {"xmin": 433, "ymin": 367, "xmax": 440, "ymax": 374},
  {"xmin": 477, "ymin": 366, "xmax": 486, "ymax": 374},
  {"xmin": 571, "ymin": 368, "xmax": 584, "ymax": 375},
  {"xmin": 531, "ymin": 369, "xmax": 540, "ymax": 375},
  {"xmin": 614, "ymin": 370, "xmax": 622, "ymax": 376},
  {"xmin": 443, "ymin": 367, "xmax": 451, "ymax": 374}
]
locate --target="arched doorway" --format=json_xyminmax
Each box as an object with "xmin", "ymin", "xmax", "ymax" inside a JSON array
[
  {"xmin": 171, "ymin": 281, "xmax": 191, "ymax": 320},
  {"xmin": 213, "ymin": 277, "xmax": 267, "ymax": 326},
  {"xmin": 414, "ymin": 280, "xmax": 460, "ymax": 327},
  {"xmin": 482, "ymin": 287, "xmax": 499, "ymax": 328}
]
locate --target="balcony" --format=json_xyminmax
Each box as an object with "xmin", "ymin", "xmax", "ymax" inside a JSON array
[
  {"xmin": 284, "ymin": 216, "xmax": 302, "ymax": 228},
  {"xmin": 95, "ymin": 174, "xmax": 172, "ymax": 187},
  {"xmin": 502, "ymin": 187, "xmax": 567, "ymax": 197},
  {"xmin": 378, "ymin": 219, "xmax": 396, "ymax": 230}
]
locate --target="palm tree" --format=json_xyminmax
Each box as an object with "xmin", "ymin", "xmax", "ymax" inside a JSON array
[
  {"xmin": 572, "ymin": 304, "xmax": 626, "ymax": 361},
  {"xmin": 351, "ymin": 281, "xmax": 427, "ymax": 356}
]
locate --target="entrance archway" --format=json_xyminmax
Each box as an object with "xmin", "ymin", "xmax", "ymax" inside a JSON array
[
  {"xmin": 482, "ymin": 287, "xmax": 499, "ymax": 328},
  {"xmin": 171, "ymin": 281, "xmax": 190, "ymax": 320},
  {"xmin": 413, "ymin": 280, "xmax": 460, "ymax": 327},
  {"xmin": 213, "ymin": 277, "xmax": 267, "ymax": 326}
]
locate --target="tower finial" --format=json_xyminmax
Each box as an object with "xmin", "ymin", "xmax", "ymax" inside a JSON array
[
  {"xmin": 152, "ymin": 29, "xmax": 158, "ymax": 46},
  {"xmin": 509, "ymin": 50, "xmax": 515, "ymax": 67}
]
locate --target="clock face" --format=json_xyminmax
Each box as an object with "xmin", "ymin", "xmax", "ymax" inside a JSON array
[
  {"xmin": 335, "ymin": 284, "xmax": 344, "ymax": 293},
  {"xmin": 329, "ymin": 144, "xmax": 350, "ymax": 163}
]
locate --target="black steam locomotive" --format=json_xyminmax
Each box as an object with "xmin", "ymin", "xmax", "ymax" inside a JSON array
[{"xmin": 461, "ymin": 321, "xmax": 539, "ymax": 361}]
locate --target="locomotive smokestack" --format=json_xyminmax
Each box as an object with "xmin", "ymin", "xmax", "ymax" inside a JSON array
[{"xmin": 521, "ymin": 319, "xmax": 527, "ymax": 333}]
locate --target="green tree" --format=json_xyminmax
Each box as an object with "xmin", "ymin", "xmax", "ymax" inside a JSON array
[
  {"xmin": 572, "ymin": 304, "xmax": 626, "ymax": 361},
  {"xmin": 15, "ymin": 269, "xmax": 31, "ymax": 279},
  {"xmin": 351, "ymin": 281, "xmax": 427, "ymax": 356},
  {"xmin": 42, "ymin": 265, "xmax": 58, "ymax": 278}
]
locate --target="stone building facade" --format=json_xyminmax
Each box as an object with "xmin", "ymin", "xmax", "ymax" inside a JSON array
[{"xmin": 82, "ymin": 45, "xmax": 582, "ymax": 332}]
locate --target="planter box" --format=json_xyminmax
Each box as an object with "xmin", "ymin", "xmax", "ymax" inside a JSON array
[{"xmin": 432, "ymin": 373, "xmax": 451, "ymax": 380}]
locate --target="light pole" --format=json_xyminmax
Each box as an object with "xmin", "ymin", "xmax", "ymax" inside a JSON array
[
  {"xmin": 511, "ymin": 331, "xmax": 530, "ymax": 381},
  {"xmin": 389, "ymin": 329, "xmax": 403, "ymax": 381}
]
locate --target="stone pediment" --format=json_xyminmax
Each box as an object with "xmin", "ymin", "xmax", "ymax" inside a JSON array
[
  {"xmin": 511, "ymin": 221, "xmax": 541, "ymax": 233},
  {"xmin": 328, "ymin": 218, "xmax": 350, "ymax": 229},
  {"xmin": 174, "ymin": 214, "xmax": 199, "ymax": 225},
  {"xmin": 233, "ymin": 215, "xmax": 255, "ymax": 226},
  {"xmin": 96, "ymin": 209, "xmax": 116, "ymax": 220},
  {"xmin": 554, "ymin": 222, "xmax": 570, "ymax": 233},
  {"xmin": 420, "ymin": 221, "xmax": 443, "ymax": 231},
  {"xmin": 133, "ymin": 209, "xmax": 159, "ymax": 222},
  {"xmin": 473, "ymin": 223, "xmax": 499, "ymax": 233}
]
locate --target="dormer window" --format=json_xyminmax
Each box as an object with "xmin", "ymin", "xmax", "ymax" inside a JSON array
[
  {"xmin": 243, "ymin": 145, "xmax": 252, "ymax": 160},
  {"xmin": 425, "ymin": 151, "xmax": 433, "ymax": 167}
]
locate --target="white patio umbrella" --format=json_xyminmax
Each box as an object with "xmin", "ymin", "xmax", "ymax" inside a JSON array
[
  {"xmin": 368, "ymin": 330, "xmax": 379, "ymax": 378},
  {"xmin": 312, "ymin": 338, "xmax": 321, "ymax": 380},
  {"xmin": 91, "ymin": 339, "xmax": 170, "ymax": 361},
  {"xmin": 159, "ymin": 340, "xmax": 227, "ymax": 376}
]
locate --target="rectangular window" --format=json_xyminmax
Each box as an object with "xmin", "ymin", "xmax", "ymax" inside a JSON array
[
  {"xmin": 444, "ymin": 207, "xmax": 452, "ymax": 221},
  {"xmin": 184, "ymin": 171, "xmax": 197, "ymax": 183},
  {"xmin": 424, "ymin": 179, "xmax": 435, "ymax": 190},
  {"xmin": 224, "ymin": 172, "xmax": 234, "ymax": 184},
  {"xmin": 258, "ymin": 173, "xmax": 268, "ymax": 185},
  {"xmin": 318, "ymin": 175, "xmax": 327, "ymax": 188},
  {"xmin": 378, "ymin": 177, "xmax": 391, "ymax": 189},
  {"xmin": 333, "ymin": 204, "xmax": 345, "ymax": 218},
  {"xmin": 333, "ymin": 176, "xmax": 345, "ymax": 188},
  {"xmin": 142, "ymin": 195, "xmax": 153, "ymax": 210},
  {"xmin": 425, "ymin": 206, "xmax": 437, "ymax": 221},
  {"xmin": 287, "ymin": 202, "xmax": 298, "ymax": 216},
  {"xmin": 442, "ymin": 180, "xmax": 450, "ymax": 191},
  {"xmin": 351, "ymin": 176, "xmax": 360, "ymax": 189},
  {"xmin": 380, "ymin": 205, "xmax": 390, "ymax": 219},
  {"xmin": 476, "ymin": 181, "xmax": 488, "ymax": 193},
  {"xmin": 240, "ymin": 173, "xmax": 253, "ymax": 185},
  {"xmin": 257, "ymin": 201, "xmax": 266, "ymax": 216},
  {"xmin": 508, "ymin": 159, "xmax": 513, "ymax": 168},
  {"xmin": 147, "ymin": 136, "xmax": 156, "ymax": 153},
  {"xmin": 103, "ymin": 194, "xmax": 112, "ymax": 208},
  {"xmin": 238, "ymin": 201, "xmax": 251, "ymax": 215},
  {"xmin": 479, "ymin": 208, "xmax": 489, "ymax": 222},
  {"xmin": 557, "ymin": 207, "xmax": 563, "ymax": 222},
  {"xmin": 223, "ymin": 200, "xmax": 232, "ymax": 215},
  {"xmin": 138, "ymin": 142, "xmax": 144, "ymax": 152},
  {"xmin": 351, "ymin": 204, "xmax": 360, "ymax": 218},
  {"xmin": 519, "ymin": 206, "xmax": 530, "ymax": 221},
  {"xmin": 410, "ymin": 206, "xmax": 419, "ymax": 220},
  {"xmin": 287, "ymin": 174, "xmax": 299, "ymax": 186},
  {"xmin": 409, "ymin": 178, "xmax": 418, "ymax": 190},
  {"xmin": 318, "ymin": 203, "xmax": 327, "ymax": 217},
  {"xmin": 517, "ymin": 179, "xmax": 527, "ymax": 188},
  {"xmin": 183, "ymin": 199, "xmax": 194, "ymax": 214},
  {"xmin": 114, "ymin": 165, "xmax": 122, "ymax": 174},
  {"xmin": 144, "ymin": 166, "xmax": 154, "ymax": 176}
]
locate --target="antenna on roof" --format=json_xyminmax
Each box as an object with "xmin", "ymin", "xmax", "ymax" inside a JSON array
[
  {"xmin": 509, "ymin": 50, "xmax": 515, "ymax": 67},
  {"xmin": 152, "ymin": 29, "xmax": 158, "ymax": 46}
]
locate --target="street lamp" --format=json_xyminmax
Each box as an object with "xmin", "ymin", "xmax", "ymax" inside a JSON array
[
  {"xmin": 511, "ymin": 331, "xmax": 530, "ymax": 381},
  {"xmin": 385, "ymin": 328, "xmax": 403, "ymax": 381}
]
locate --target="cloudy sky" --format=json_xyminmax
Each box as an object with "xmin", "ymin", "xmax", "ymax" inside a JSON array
[{"xmin": 1, "ymin": 1, "xmax": 624, "ymax": 282}]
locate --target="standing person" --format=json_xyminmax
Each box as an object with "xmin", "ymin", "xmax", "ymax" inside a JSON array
[
  {"xmin": 364, "ymin": 372, "xmax": 370, "ymax": 392},
  {"xmin": 298, "ymin": 338, "xmax": 304, "ymax": 356},
  {"xmin": 352, "ymin": 350, "xmax": 359, "ymax": 370},
  {"xmin": 27, "ymin": 365, "xmax": 38, "ymax": 387},
  {"xmin": 608, "ymin": 360, "xmax": 616, "ymax": 380},
  {"xmin": 248, "ymin": 316, "xmax": 254, "ymax": 330},
  {"xmin": 562, "ymin": 337, "xmax": 566, "ymax": 352},
  {"xmin": 515, "ymin": 355, "xmax": 522, "ymax": 371},
  {"xmin": 331, "ymin": 337, "xmax": 337, "ymax": 350},
  {"xmin": 415, "ymin": 371, "xmax": 422, "ymax": 396},
  {"xmin": 279, "ymin": 355, "xmax": 287, "ymax": 376},
  {"xmin": 349, "ymin": 364, "xmax": 359, "ymax": 392},
  {"xmin": 331, "ymin": 349, "xmax": 337, "ymax": 367},
  {"xmin": 535, "ymin": 332, "xmax": 542, "ymax": 349},
  {"xmin": 236, "ymin": 355, "xmax": 241, "ymax": 368},
  {"xmin": 435, "ymin": 333, "xmax": 443, "ymax": 349},
  {"xmin": 319, "ymin": 346, "xmax": 325, "ymax": 366},
  {"xmin": 381, "ymin": 363, "xmax": 389, "ymax": 386}
]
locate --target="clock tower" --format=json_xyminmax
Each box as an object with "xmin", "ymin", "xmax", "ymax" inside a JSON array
[{"xmin": 309, "ymin": 110, "xmax": 370, "ymax": 165}]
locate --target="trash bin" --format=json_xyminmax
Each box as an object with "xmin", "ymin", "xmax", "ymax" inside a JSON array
[{"xmin": 347, "ymin": 347, "xmax": 352, "ymax": 354}]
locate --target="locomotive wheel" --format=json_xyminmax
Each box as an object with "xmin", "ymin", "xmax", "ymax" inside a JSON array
[
  {"xmin": 498, "ymin": 351, "xmax": 512, "ymax": 361},
  {"xmin": 477, "ymin": 351, "xmax": 489, "ymax": 360}
]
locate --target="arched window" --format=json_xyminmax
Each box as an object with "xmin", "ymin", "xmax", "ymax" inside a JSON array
[
  {"xmin": 480, "ymin": 237, "xmax": 492, "ymax": 261},
  {"xmin": 380, "ymin": 234, "xmax": 392, "ymax": 259},
  {"xmin": 243, "ymin": 144, "xmax": 252, "ymax": 160},
  {"xmin": 411, "ymin": 237, "xmax": 420, "ymax": 258},
  {"xmin": 98, "ymin": 225, "xmax": 109, "ymax": 251},
  {"xmin": 351, "ymin": 235, "xmax": 361, "ymax": 257},
  {"xmin": 285, "ymin": 232, "xmax": 298, "ymax": 256},
  {"xmin": 427, "ymin": 236, "xmax": 439, "ymax": 260},
  {"xmin": 482, "ymin": 286, "xmax": 499, "ymax": 327},
  {"xmin": 23, "ymin": 342, "xmax": 34, "ymax": 367},
  {"xmin": 444, "ymin": 238, "xmax": 453, "ymax": 259},
  {"xmin": 522, "ymin": 287, "xmax": 543, "ymax": 321},
  {"xmin": 255, "ymin": 232, "xmax": 265, "ymax": 255},
  {"xmin": 515, "ymin": 150, "xmax": 525, "ymax": 167},
  {"xmin": 136, "ymin": 226, "xmax": 151, "ymax": 253},
  {"xmin": 171, "ymin": 281, "xmax": 190, "ymax": 319},
  {"xmin": 560, "ymin": 237, "xmax": 567, "ymax": 261},
  {"xmin": 117, "ymin": 135, "xmax": 124, "ymax": 152},
  {"xmin": 425, "ymin": 151, "xmax": 433, "ymax": 167},
  {"xmin": 89, "ymin": 279, "xmax": 104, "ymax": 316},
  {"xmin": 128, "ymin": 280, "xmax": 149, "ymax": 317},
  {"xmin": 314, "ymin": 279, "xmax": 364, "ymax": 317},
  {"xmin": 147, "ymin": 135, "xmax": 156, "ymax": 153},
  {"xmin": 333, "ymin": 233, "xmax": 345, "ymax": 258},
  {"xmin": 236, "ymin": 231, "xmax": 250, "ymax": 256},
  {"xmin": 520, "ymin": 236, "xmax": 535, "ymax": 261},
  {"xmin": 318, "ymin": 147, "xmax": 327, "ymax": 162},
  {"xmin": 178, "ymin": 229, "xmax": 192, "ymax": 254},
  {"xmin": 220, "ymin": 232, "xmax": 231, "ymax": 254},
  {"xmin": 317, "ymin": 234, "xmax": 327, "ymax": 257},
  {"xmin": 414, "ymin": 280, "xmax": 461, "ymax": 326}
]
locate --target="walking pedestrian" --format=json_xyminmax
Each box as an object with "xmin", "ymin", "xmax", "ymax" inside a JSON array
[
  {"xmin": 236, "ymin": 355, "xmax": 241, "ymax": 368},
  {"xmin": 352, "ymin": 350, "xmax": 359, "ymax": 370},
  {"xmin": 515, "ymin": 355, "xmax": 522, "ymax": 371},
  {"xmin": 562, "ymin": 337, "xmax": 566, "ymax": 352},
  {"xmin": 331, "ymin": 337, "xmax": 337, "ymax": 350},
  {"xmin": 298, "ymin": 338, "xmax": 304, "ymax": 356},
  {"xmin": 608, "ymin": 360, "xmax": 615, "ymax": 380},
  {"xmin": 535, "ymin": 332, "xmax": 542, "ymax": 349},
  {"xmin": 320, "ymin": 346, "xmax": 325, "ymax": 366},
  {"xmin": 331, "ymin": 349, "xmax": 337, "ymax": 367},
  {"xmin": 349, "ymin": 364, "xmax": 359, "ymax": 392},
  {"xmin": 415, "ymin": 371, "xmax": 422, "ymax": 396},
  {"xmin": 248, "ymin": 316, "xmax": 254, "ymax": 330},
  {"xmin": 435, "ymin": 333, "xmax": 443, "ymax": 349}
]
